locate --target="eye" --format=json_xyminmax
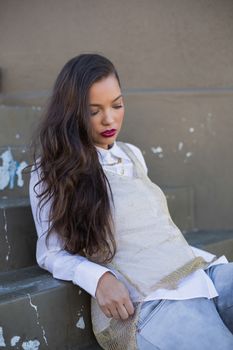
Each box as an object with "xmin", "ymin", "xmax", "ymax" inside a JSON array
[
  {"xmin": 113, "ymin": 105, "xmax": 123, "ymax": 109},
  {"xmin": 90, "ymin": 110, "xmax": 99, "ymax": 116}
]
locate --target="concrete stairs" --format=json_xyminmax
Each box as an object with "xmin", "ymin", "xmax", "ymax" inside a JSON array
[{"xmin": 0, "ymin": 198, "xmax": 101, "ymax": 350}]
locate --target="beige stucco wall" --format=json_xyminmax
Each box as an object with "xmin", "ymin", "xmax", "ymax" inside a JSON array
[{"xmin": 0, "ymin": 0, "xmax": 233, "ymax": 231}]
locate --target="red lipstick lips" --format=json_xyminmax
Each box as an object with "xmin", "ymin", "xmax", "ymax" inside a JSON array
[{"xmin": 100, "ymin": 129, "xmax": 116, "ymax": 137}]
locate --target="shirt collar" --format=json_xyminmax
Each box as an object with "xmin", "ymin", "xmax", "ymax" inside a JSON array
[{"xmin": 95, "ymin": 141, "xmax": 130, "ymax": 164}]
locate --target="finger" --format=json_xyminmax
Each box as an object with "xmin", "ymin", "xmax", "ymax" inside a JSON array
[
  {"xmin": 124, "ymin": 299, "xmax": 135, "ymax": 316},
  {"xmin": 104, "ymin": 308, "xmax": 113, "ymax": 318},
  {"xmin": 117, "ymin": 304, "xmax": 130, "ymax": 320},
  {"xmin": 109, "ymin": 306, "xmax": 121, "ymax": 320}
]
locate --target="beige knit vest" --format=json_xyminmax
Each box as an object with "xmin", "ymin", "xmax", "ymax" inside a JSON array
[{"xmin": 91, "ymin": 141, "xmax": 214, "ymax": 350}]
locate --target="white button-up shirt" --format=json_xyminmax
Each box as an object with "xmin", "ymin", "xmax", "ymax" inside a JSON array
[{"xmin": 29, "ymin": 142, "xmax": 227, "ymax": 300}]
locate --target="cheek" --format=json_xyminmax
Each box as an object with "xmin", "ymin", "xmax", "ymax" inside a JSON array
[
  {"xmin": 89, "ymin": 119, "xmax": 98, "ymax": 134},
  {"xmin": 118, "ymin": 109, "xmax": 124, "ymax": 123}
]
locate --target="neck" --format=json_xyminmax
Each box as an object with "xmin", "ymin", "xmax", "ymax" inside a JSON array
[{"xmin": 108, "ymin": 143, "xmax": 114, "ymax": 150}]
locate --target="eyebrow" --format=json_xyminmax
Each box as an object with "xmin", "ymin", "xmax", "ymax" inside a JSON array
[{"xmin": 89, "ymin": 94, "xmax": 123, "ymax": 107}]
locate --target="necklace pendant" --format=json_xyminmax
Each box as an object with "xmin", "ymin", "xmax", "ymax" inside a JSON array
[{"xmin": 119, "ymin": 165, "xmax": 124, "ymax": 175}]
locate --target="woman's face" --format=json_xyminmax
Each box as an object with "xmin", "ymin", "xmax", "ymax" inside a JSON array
[{"xmin": 88, "ymin": 74, "xmax": 124, "ymax": 149}]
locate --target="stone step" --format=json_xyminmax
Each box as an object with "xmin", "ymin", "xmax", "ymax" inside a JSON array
[
  {"xmin": 185, "ymin": 230, "xmax": 233, "ymax": 262},
  {"xmin": 0, "ymin": 198, "xmax": 36, "ymax": 272},
  {"xmin": 0, "ymin": 266, "xmax": 101, "ymax": 350}
]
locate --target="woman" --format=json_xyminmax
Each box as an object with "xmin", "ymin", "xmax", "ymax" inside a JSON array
[{"xmin": 30, "ymin": 54, "xmax": 233, "ymax": 350}]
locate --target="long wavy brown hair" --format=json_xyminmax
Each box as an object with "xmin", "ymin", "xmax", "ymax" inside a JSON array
[{"xmin": 31, "ymin": 54, "xmax": 121, "ymax": 262}]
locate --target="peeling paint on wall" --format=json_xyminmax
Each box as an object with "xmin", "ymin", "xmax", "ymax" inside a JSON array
[
  {"xmin": 151, "ymin": 146, "xmax": 164, "ymax": 158},
  {"xmin": 16, "ymin": 161, "xmax": 28, "ymax": 187},
  {"xmin": 186, "ymin": 152, "xmax": 193, "ymax": 158},
  {"xmin": 0, "ymin": 148, "xmax": 28, "ymax": 190},
  {"xmin": 22, "ymin": 339, "xmax": 40, "ymax": 350},
  {"xmin": 0, "ymin": 327, "xmax": 6, "ymax": 347},
  {"xmin": 178, "ymin": 142, "xmax": 183, "ymax": 151},
  {"xmin": 3, "ymin": 209, "xmax": 11, "ymax": 261},
  {"xmin": 27, "ymin": 293, "xmax": 48, "ymax": 346},
  {"xmin": 184, "ymin": 151, "xmax": 193, "ymax": 163},
  {"xmin": 76, "ymin": 316, "xmax": 85, "ymax": 329},
  {"xmin": 11, "ymin": 336, "xmax": 21, "ymax": 346},
  {"xmin": 206, "ymin": 112, "xmax": 216, "ymax": 136}
]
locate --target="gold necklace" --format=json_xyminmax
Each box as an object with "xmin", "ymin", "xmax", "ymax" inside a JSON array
[
  {"xmin": 102, "ymin": 157, "xmax": 122, "ymax": 166},
  {"xmin": 102, "ymin": 157, "xmax": 125, "ymax": 175}
]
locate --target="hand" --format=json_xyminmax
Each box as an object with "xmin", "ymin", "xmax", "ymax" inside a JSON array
[{"xmin": 95, "ymin": 272, "xmax": 135, "ymax": 321}]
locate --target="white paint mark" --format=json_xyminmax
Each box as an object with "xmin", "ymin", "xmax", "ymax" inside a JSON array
[
  {"xmin": 3, "ymin": 209, "xmax": 10, "ymax": 261},
  {"xmin": 22, "ymin": 340, "xmax": 40, "ymax": 350},
  {"xmin": 76, "ymin": 316, "xmax": 85, "ymax": 329},
  {"xmin": 16, "ymin": 161, "xmax": 28, "ymax": 187},
  {"xmin": 3, "ymin": 209, "xmax": 7, "ymax": 233},
  {"xmin": 78, "ymin": 290, "xmax": 82, "ymax": 295},
  {"xmin": 186, "ymin": 152, "xmax": 193, "ymax": 158},
  {"xmin": 0, "ymin": 327, "xmax": 6, "ymax": 347},
  {"xmin": 166, "ymin": 194, "xmax": 176, "ymax": 200},
  {"xmin": 178, "ymin": 142, "xmax": 183, "ymax": 151},
  {"xmin": 32, "ymin": 106, "xmax": 42, "ymax": 111},
  {"xmin": 15, "ymin": 133, "xmax": 20, "ymax": 139},
  {"xmin": 158, "ymin": 153, "xmax": 164, "ymax": 158},
  {"xmin": 27, "ymin": 294, "xmax": 48, "ymax": 346},
  {"xmin": 0, "ymin": 150, "xmax": 11, "ymax": 190},
  {"xmin": 151, "ymin": 146, "xmax": 163, "ymax": 154},
  {"xmin": 206, "ymin": 113, "xmax": 216, "ymax": 136},
  {"xmin": 11, "ymin": 336, "xmax": 21, "ymax": 346},
  {"xmin": 0, "ymin": 148, "xmax": 28, "ymax": 190},
  {"xmin": 189, "ymin": 127, "xmax": 194, "ymax": 133},
  {"xmin": 28, "ymin": 293, "xmax": 38, "ymax": 313},
  {"xmin": 22, "ymin": 149, "xmax": 26, "ymax": 153}
]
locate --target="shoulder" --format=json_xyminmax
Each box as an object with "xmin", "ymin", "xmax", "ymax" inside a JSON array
[
  {"xmin": 29, "ymin": 158, "xmax": 45, "ymax": 196},
  {"xmin": 124, "ymin": 142, "xmax": 148, "ymax": 174},
  {"xmin": 29, "ymin": 158, "xmax": 41, "ymax": 182}
]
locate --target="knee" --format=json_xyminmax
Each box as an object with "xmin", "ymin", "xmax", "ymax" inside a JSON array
[
  {"xmin": 208, "ymin": 263, "xmax": 233, "ymax": 283},
  {"xmin": 208, "ymin": 263, "xmax": 233, "ymax": 307}
]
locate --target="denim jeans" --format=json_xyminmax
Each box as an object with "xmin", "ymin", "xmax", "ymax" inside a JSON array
[{"xmin": 136, "ymin": 263, "xmax": 233, "ymax": 349}]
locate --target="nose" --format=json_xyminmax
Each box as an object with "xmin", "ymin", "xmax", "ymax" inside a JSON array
[{"xmin": 102, "ymin": 109, "xmax": 114, "ymax": 125}]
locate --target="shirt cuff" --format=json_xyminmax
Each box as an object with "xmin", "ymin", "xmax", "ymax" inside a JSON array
[{"xmin": 73, "ymin": 260, "xmax": 117, "ymax": 298}]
